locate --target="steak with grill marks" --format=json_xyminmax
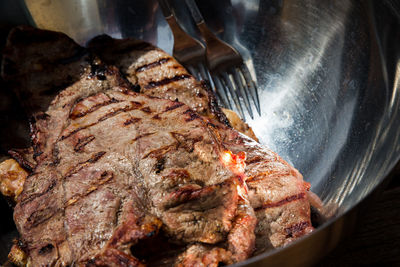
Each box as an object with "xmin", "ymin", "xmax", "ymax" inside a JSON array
[
  {"xmin": 87, "ymin": 34, "xmax": 314, "ymax": 251},
  {"xmin": 1, "ymin": 26, "xmax": 313, "ymax": 266}
]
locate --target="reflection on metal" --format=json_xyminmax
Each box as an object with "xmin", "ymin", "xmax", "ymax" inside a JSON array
[{"xmin": 24, "ymin": 0, "xmax": 104, "ymax": 44}]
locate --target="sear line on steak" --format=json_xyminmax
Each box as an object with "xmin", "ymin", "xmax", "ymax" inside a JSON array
[{"xmin": 1, "ymin": 26, "xmax": 313, "ymax": 266}]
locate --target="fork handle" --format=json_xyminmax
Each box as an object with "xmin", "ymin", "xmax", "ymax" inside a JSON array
[
  {"xmin": 185, "ymin": 0, "xmax": 219, "ymax": 46},
  {"xmin": 185, "ymin": 0, "xmax": 205, "ymax": 25}
]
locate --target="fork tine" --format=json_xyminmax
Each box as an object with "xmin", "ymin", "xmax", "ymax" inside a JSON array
[
  {"xmin": 240, "ymin": 64, "xmax": 261, "ymax": 116},
  {"xmin": 207, "ymin": 73, "xmax": 229, "ymax": 108},
  {"xmin": 197, "ymin": 63, "xmax": 209, "ymax": 82},
  {"xmin": 187, "ymin": 65, "xmax": 200, "ymax": 80},
  {"xmin": 221, "ymin": 72, "xmax": 245, "ymax": 119},
  {"xmin": 231, "ymin": 67, "xmax": 254, "ymax": 119},
  {"xmin": 212, "ymin": 75, "xmax": 232, "ymax": 110},
  {"xmin": 215, "ymin": 90, "xmax": 231, "ymax": 109}
]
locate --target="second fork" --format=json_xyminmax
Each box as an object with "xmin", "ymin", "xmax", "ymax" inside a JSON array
[{"xmin": 184, "ymin": 0, "xmax": 261, "ymax": 119}]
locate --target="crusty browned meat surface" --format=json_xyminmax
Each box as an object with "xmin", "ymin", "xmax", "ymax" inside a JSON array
[{"xmin": 1, "ymin": 26, "xmax": 313, "ymax": 266}]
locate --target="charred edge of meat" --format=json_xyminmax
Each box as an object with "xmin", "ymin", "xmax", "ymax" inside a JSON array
[
  {"xmin": 86, "ymin": 54, "xmax": 142, "ymax": 94},
  {"xmin": 7, "ymin": 149, "xmax": 34, "ymax": 172},
  {"xmin": 145, "ymin": 74, "xmax": 192, "ymax": 89},
  {"xmin": 202, "ymin": 80, "xmax": 231, "ymax": 127},
  {"xmin": 6, "ymin": 25, "xmax": 64, "ymax": 47},
  {"xmin": 86, "ymin": 34, "xmax": 114, "ymax": 47},
  {"xmin": 2, "ymin": 26, "xmax": 89, "ymax": 95},
  {"xmin": 88, "ymin": 57, "xmax": 111, "ymax": 81},
  {"xmin": 87, "ymin": 34, "xmax": 153, "ymax": 55}
]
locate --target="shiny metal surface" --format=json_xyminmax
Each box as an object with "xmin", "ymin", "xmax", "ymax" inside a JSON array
[{"xmin": 1, "ymin": 0, "xmax": 400, "ymax": 265}]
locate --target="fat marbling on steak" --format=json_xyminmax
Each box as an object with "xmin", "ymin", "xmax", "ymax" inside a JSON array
[{"xmin": 1, "ymin": 26, "xmax": 313, "ymax": 266}]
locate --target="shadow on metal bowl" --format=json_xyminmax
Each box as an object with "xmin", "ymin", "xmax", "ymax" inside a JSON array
[{"xmin": 0, "ymin": 0, "xmax": 399, "ymax": 266}]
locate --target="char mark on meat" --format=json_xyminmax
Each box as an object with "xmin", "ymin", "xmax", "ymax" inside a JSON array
[
  {"xmin": 254, "ymin": 192, "xmax": 306, "ymax": 211},
  {"xmin": 144, "ymin": 74, "xmax": 192, "ymax": 89},
  {"xmin": 73, "ymin": 135, "xmax": 95, "ymax": 152},
  {"xmin": 70, "ymin": 97, "xmax": 121, "ymax": 120}
]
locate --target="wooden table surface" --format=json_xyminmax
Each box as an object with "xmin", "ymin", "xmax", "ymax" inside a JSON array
[{"xmin": 316, "ymin": 164, "xmax": 400, "ymax": 266}]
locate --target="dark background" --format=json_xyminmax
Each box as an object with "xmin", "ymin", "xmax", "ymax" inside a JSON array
[{"xmin": 317, "ymin": 163, "xmax": 400, "ymax": 266}]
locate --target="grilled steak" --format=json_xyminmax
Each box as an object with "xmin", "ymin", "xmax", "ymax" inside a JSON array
[{"xmin": 1, "ymin": 26, "xmax": 313, "ymax": 266}]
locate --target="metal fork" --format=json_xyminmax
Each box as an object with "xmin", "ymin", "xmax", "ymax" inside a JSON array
[
  {"xmin": 184, "ymin": 0, "xmax": 261, "ymax": 119},
  {"xmin": 158, "ymin": 0, "xmax": 207, "ymax": 81},
  {"xmin": 158, "ymin": 0, "xmax": 231, "ymax": 108}
]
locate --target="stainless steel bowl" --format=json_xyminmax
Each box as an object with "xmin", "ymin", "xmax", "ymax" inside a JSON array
[{"xmin": 1, "ymin": 0, "xmax": 399, "ymax": 266}]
